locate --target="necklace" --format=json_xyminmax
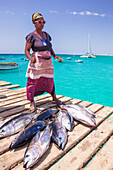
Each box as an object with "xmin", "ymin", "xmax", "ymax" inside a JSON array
[{"xmin": 34, "ymin": 30, "xmax": 43, "ymax": 40}]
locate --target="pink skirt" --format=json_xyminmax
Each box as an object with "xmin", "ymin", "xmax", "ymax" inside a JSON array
[{"xmin": 27, "ymin": 77, "xmax": 54, "ymax": 101}]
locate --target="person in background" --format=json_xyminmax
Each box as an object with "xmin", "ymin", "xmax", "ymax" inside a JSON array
[{"xmin": 25, "ymin": 13, "xmax": 63, "ymax": 112}]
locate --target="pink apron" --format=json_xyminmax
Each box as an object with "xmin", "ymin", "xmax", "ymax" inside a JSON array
[{"xmin": 26, "ymin": 51, "xmax": 54, "ymax": 101}]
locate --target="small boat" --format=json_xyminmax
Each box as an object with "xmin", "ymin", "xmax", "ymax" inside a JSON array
[
  {"xmin": 0, "ymin": 62, "xmax": 16, "ymax": 65},
  {"xmin": 0, "ymin": 57, "xmax": 5, "ymax": 60},
  {"xmin": 21, "ymin": 57, "xmax": 24, "ymax": 60},
  {"xmin": 80, "ymin": 34, "xmax": 96, "ymax": 58},
  {"xmin": 75, "ymin": 60, "xmax": 83, "ymax": 63},
  {"xmin": 67, "ymin": 57, "xmax": 71, "ymax": 60},
  {"xmin": 0, "ymin": 62, "xmax": 18, "ymax": 70},
  {"xmin": 25, "ymin": 59, "xmax": 29, "ymax": 61}
]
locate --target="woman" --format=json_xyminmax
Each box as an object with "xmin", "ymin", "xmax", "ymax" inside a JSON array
[{"xmin": 25, "ymin": 13, "xmax": 63, "ymax": 112}]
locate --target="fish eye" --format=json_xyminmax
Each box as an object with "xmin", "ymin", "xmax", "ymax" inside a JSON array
[
  {"xmin": 2, "ymin": 129, "xmax": 5, "ymax": 132},
  {"xmin": 26, "ymin": 155, "xmax": 29, "ymax": 158},
  {"xmin": 59, "ymin": 137, "xmax": 62, "ymax": 141}
]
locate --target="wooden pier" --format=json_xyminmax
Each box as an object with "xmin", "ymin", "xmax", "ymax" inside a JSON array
[{"xmin": 0, "ymin": 80, "xmax": 113, "ymax": 170}]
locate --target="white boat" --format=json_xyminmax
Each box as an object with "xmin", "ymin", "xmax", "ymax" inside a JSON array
[
  {"xmin": 80, "ymin": 34, "xmax": 96, "ymax": 58},
  {"xmin": 67, "ymin": 57, "xmax": 71, "ymax": 60},
  {"xmin": 75, "ymin": 60, "xmax": 83, "ymax": 63}
]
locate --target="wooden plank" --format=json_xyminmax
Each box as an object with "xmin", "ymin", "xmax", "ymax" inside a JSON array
[
  {"xmin": 0, "ymin": 96, "xmax": 73, "ymax": 157},
  {"xmin": 0, "ymin": 81, "xmax": 12, "ymax": 86},
  {"xmin": 0, "ymin": 88, "xmax": 11, "ymax": 93},
  {"xmin": 50, "ymin": 107, "xmax": 113, "ymax": 170},
  {"xmin": 0, "ymin": 88, "xmax": 26, "ymax": 99},
  {"xmin": 85, "ymin": 136, "xmax": 113, "ymax": 170},
  {"xmin": 6, "ymin": 101, "xmax": 94, "ymax": 170},
  {"xmin": 0, "ymin": 94, "xmax": 55, "ymax": 118},
  {"xmin": 0, "ymin": 93, "xmax": 55, "ymax": 112},
  {"xmin": 0, "ymin": 96, "xmax": 27, "ymax": 107},
  {"xmin": 0, "ymin": 92, "xmax": 26, "ymax": 103},
  {"xmin": 0, "ymin": 84, "xmax": 21, "ymax": 89}
]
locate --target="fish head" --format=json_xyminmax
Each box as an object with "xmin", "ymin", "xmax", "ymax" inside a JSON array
[
  {"xmin": 0, "ymin": 127, "xmax": 8, "ymax": 138},
  {"xmin": 23, "ymin": 151, "xmax": 39, "ymax": 169},
  {"xmin": 23, "ymin": 153, "xmax": 32, "ymax": 168},
  {"xmin": 63, "ymin": 118, "xmax": 72, "ymax": 131},
  {"xmin": 9, "ymin": 135, "xmax": 19, "ymax": 149},
  {"xmin": 58, "ymin": 129, "xmax": 67, "ymax": 150}
]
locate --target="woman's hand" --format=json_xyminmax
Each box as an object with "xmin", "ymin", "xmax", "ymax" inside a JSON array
[
  {"xmin": 31, "ymin": 56, "xmax": 36, "ymax": 63},
  {"xmin": 54, "ymin": 56, "xmax": 63, "ymax": 62}
]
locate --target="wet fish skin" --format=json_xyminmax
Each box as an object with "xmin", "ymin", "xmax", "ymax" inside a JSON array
[
  {"xmin": 58, "ymin": 109, "xmax": 73, "ymax": 131},
  {"xmin": 50, "ymin": 120, "xmax": 67, "ymax": 150},
  {"xmin": 60, "ymin": 104, "xmax": 96, "ymax": 127},
  {"xmin": 35, "ymin": 109, "xmax": 58, "ymax": 121},
  {"xmin": 9, "ymin": 120, "xmax": 46, "ymax": 149},
  {"xmin": 23, "ymin": 125, "xmax": 51, "ymax": 169},
  {"xmin": 0, "ymin": 112, "xmax": 35, "ymax": 138}
]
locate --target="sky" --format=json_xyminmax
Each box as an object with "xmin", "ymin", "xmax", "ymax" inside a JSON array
[{"xmin": 0, "ymin": 0, "xmax": 113, "ymax": 54}]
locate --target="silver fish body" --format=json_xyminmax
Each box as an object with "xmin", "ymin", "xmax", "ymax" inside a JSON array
[
  {"xmin": 9, "ymin": 120, "xmax": 46, "ymax": 149},
  {"xmin": 0, "ymin": 112, "xmax": 34, "ymax": 138},
  {"xmin": 23, "ymin": 125, "xmax": 51, "ymax": 169},
  {"xmin": 50, "ymin": 120, "xmax": 67, "ymax": 150},
  {"xmin": 58, "ymin": 109, "xmax": 73, "ymax": 131},
  {"xmin": 61, "ymin": 104, "xmax": 96, "ymax": 127}
]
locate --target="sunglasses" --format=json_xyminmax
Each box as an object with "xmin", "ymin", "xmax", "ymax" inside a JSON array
[{"xmin": 35, "ymin": 20, "xmax": 46, "ymax": 24}]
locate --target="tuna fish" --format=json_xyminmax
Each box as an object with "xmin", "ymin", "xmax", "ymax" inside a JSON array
[
  {"xmin": 60, "ymin": 104, "xmax": 96, "ymax": 127},
  {"xmin": 23, "ymin": 125, "xmax": 51, "ymax": 169},
  {"xmin": 35, "ymin": 109, "xmax": 58, "ymax": 121},
  {"xmin": 9, "ymin": 120, "xmax": 46, "ymax": 149},
  {"xmin": 50, "ymin": 119, "xmax": 67, "ymax": 150},
  {"xmin": 0, "ymin": 112, "xmax": 35, "ymax": 138},
  {"xmin": 57, "ymin": 109, "xmax": 73, "ymax": 131}
]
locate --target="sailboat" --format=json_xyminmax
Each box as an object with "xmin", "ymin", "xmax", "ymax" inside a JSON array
[{"xmin": 80, "ymin": 34, "xmax": 96, "ymax": 58}]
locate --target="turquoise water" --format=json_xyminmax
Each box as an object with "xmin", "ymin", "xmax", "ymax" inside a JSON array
[{"xmin": 0, "ymin": 54, "xmax": 113, "ymax": 107}]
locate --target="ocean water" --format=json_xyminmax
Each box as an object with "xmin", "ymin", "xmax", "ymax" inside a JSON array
[{"xmin": 0, "ymin": 54, "xmax": 113, "ymax": 107}]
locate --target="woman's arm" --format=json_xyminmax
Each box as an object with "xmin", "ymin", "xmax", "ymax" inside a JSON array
[
  {"xmin": 25, "ymin": 41, "xmax": 36, "ymax": 63},
  {"xmin": 51, "ymin": 48, "xmax": 63, "ymax": 61}
]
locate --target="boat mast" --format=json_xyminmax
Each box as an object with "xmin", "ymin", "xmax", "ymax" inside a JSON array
[{"xmin": 88, "ymin": 33, "xmax": 90, "ymax": 54}]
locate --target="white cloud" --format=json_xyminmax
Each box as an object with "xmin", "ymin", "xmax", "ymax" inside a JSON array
[
  {"xmin": 79, "ymin": 12, "xmax": 85, "ymax": 16},
  {"xmin": 70, "ymin": 10, "xmax": 107, "ymax": 18},
  {"xmin": 93, "ymin": 13, "xmax": 99, "ymax": 16},
  {"xmin": 0, "ymin": 10, "xmax": 14, "ymax": 15},
  {"xmin": 49, "ymin": 10, "xmax": 59, "ymax": 14},
  {"xmin": 100, "ymin": 14, "xmax": 106, "ymax": 17},
  {"xmin": 86, "ymin": 11, "xmax": 92, "ymax": 15}
]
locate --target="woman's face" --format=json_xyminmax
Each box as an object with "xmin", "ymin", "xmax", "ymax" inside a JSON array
[{"xmin": 34, "ymin": 18, "xmax": 46, "ymax": 30}]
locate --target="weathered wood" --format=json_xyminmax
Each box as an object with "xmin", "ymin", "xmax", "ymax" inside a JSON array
[
  {"xmin": 0, "ymin": 84, "xmax": 21, "ymax": 90},
  {"xmin": 0, "ymin": 88, "xmax": 26, "ymax": 99},
  {"xmin": 0, "ymin": 81, "xmax": 12, "ymax": 86},
  {"xmin": 0, "ymin": 96, "xmax": 27, "ymax": 107},
  {"xmin": 1, "ymin": 97, "xmax": 71, "ymax": 169},
  {"xmin": 50, "ymin": 107, "xmax": 113, "ymax": 170},
  {"xmin": 0, "ymin": 92, "xmax": 26, "ymax": 104},
  {"xmin": 0, "ymin": 96, "xmax": 54, "ymax": 115},
  {"xmin": 8, "ymin": 101, "xmax": 96, "ymax": 170},
  {"xmin": 0, "ymin": 94, "xmax": 62, "ymax": 118},
  {"xmin": 85, "ymin": 136, "xmax": 113, "ymax": 170},
  {"xmin": 0, "ymin": 97, "xmax": 73, "ymax": 157}
]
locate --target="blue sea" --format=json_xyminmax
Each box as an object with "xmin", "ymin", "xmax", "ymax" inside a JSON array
[{"xmin": 0, "ymin": 54, "xmax": 113, "ymax": 107}]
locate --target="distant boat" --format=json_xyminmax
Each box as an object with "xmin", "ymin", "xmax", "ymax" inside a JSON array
[
  {"xmin": 75, "ymin": 60, "xmax": 83, "ymax": 63},
  {"xmin": 67, "ymin": 57, "xmax": 71, "ymax": 60},
  {"xmin": 0, "ymin": 62, "xmax": 18, "ymax": 70},
  {"xmin": 80, "ymin": 34, "xmax": 96, "ymax": 58},
  {"xmin": 21, "ymin": 57, "xmax": 24, "ymax": 60},
  {"xmin": 25, "ymin": 59, "xmax": 29, "ymax": 61},
  {"xmin": 0, "ymin": 62, "xmax": 16, "ymax": 65},
  {"xmin": 0, "ymin": 57, "xmax": 5, "ymax": 60}
]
